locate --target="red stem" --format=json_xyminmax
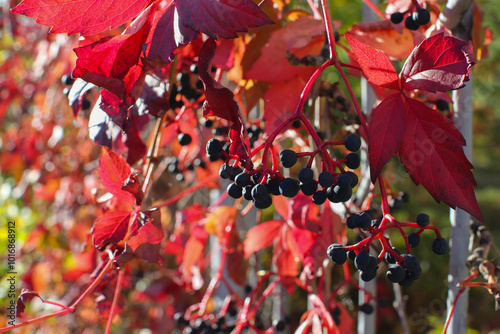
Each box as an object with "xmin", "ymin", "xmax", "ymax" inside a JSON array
[
  {"xmin": 0, "ymin": 259, "xmax": 114, "ymax": 333},
  {"xmin": 105, "ymin": 270, "xmax": 124, "ymax": 334},
  {"xmin": 155, "ymin": 173, "xmax": 219, "ymax": 208}
]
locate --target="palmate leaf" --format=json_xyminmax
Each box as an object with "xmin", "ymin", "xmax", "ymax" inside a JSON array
[
  {"xmin": 347, "ymin": 34, "xmax": 481, "ymax": 220},
  {"xmin": 12, "ymin": 0, "xmax": 150, "ymax": 36},
  {"xmin": 399, "ymin": 98, "xmax": 482, "ymax": 221},
  {"xmin": 146, "ymin": 0, "xmax": 273, "ymax": 64}
]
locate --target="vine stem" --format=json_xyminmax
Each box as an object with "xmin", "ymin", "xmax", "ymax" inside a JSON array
[
  {"xmin": 320, "ymin": 0, "xmax": 369, "ymax": 141},
  {"xmin": 0, "ymin": 259, "xmax": 114, "ymax": 333},
  {"xmin": 105, "ymin": 269, "xmax": 124, "ymax": 334},
  {"xmin": 443, "ymin": 271, "xmax": 479, "ymax": 334},
  {"xmin": 362, "ymin": 0, "xmax": 386, "ymax": 19}
]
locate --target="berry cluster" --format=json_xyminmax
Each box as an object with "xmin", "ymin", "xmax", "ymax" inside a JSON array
[
  {"xmin": 207, "ymin": 133, "xmax": 362, "ymax": 208},
  {"xmin": 390, "ymin": 7, "xmax": 431, "ymax": 31},
  {"xmin": 327, "ymin": 212, "xmax": 449, "ymax": 286},
  {"xmin": 174, "ymin": 312, "xmax": 234, "ymax": 334}
]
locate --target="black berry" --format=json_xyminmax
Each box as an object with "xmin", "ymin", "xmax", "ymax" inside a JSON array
[
  {"xmin": 359, "ymin": 303, "xmax": 374, "ymax": 314},
  {"xmin": 274, "ymin": 319, "xmax": 286, "ymax": 332},
  {"xmin": 355, "ymin": 252, "xmax": 370, "ymax": 269},
  {"xmin": 251, "ymin": 184, "xmax": 269, "ymax": 202},
  {"xmin": 408, "ymin": 232, "xmax": 420, "ymax": 248},
  {"xmin": 292, "ymin": 119, "xmax": 302, "ymax": 128},
  {"xmin": 432, "ymin": 238, "xmax": 449, "ymax": 255},
  {"xmin": 345, "ymin": 171, "xmax": 358, "ymax": 188},
  {"xmin": 336, "ymin": 174, "xmax": 351, "ymax": 189},
  {"xmin": 327, "ymin": 244, "xmax": 347, "ymax": 265},
  {"xmin": 353, "ymin": 212, "xmax": 372, "ymax": 229},
  {"xmin": 279, "ymin": 178, "xmax": 300, "ymax": 197},
  {"xmin": 280, "ymin": 149, "xmax": 298, "ymax": 168},
  {"xmin": 190, "ymin": 64, "xmax": 199, "ymax": 74},
  {"xmin": 390, "ymin": 11, "xmax": 404, "ymax": 24},
  {"xmin": 206, "ymin": 139, "xmax": 223, "ymax": 157},
  {"xmin": 416, "ymin": 213, "xmax": 430, "ymax": 227},
  {"xmin": 435, "ymin": 99, "xmax": 450, "ymax": 111},
  {"xmin": 386, "ymin": 265, "xmax": 406, "ymax": 283},
  {"xmin": 413, "ymin": 8, "xmax": 431, "ymax": 25},
  {"xmin": 266, "ymin": 177, "xmax": 281, "ymax": 195},
  {"xmin": 405, "ymin": 16, "xmax": 420, "ymax": 30},
  {"xmin": 298, "ymin": 168, "xmax": 314, "ymax": 184},
  {"xmin": 178, "ymin": 133, "xmax": 192, "ymax": 146},
  {"xmin": 318, "ymin": 171, "xmax": 334, "ymax": 188},
  {"xmin": 254, "ymin": 196, "xmax": 273, "ymax": 209},
  {"xmin": 235, "ymin": 172, "xmax": 251, "ymax": 187},
  {"xmin": 227, "ymin": 183, "xmax": 243, "ymax": 199},
  {"xmin": 61, "ymin": 74, "xmax": 74, "ymax": 86},
  {"xmin": 312, "ymin": 191, "xmax": 327, "ymax": 205},
  {"xmin": 301, "ymin": 182, "xmax": 318, "ymax": 196},
  {"xmin": 345, "ymin": 134, "xmax": 361, "ymax": 152},
  {"xmin": 81, "ymin": 98, "xmax": 91, "ymax": 110},
  {"xmin": 345, "ymin": 153, "xmax": 360, "ymax": 169},
  {"xmin": 243, "ymin": 186, "xmax": 253, "ymax": 200},
  {"xmin": 219, "ymin": 164, "xmax": 233, "ymax": 179}
]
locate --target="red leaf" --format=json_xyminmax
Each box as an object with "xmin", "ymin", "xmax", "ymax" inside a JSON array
[
  {"xmin": 98, "ymin": 147, "xmax": 135, "ymax": 203},
  {"xmin": 127, "ymin": 222, "xmax": 164, "ymax": 263},
  {"xmin": 400, "ymin": 33, "xmax": 474, "ymax": 93},
  {"xmin": 16, "ymin": 289, "xmax": 42, "ymax": 317},
  {"xmin": 12, "ymin": 0, "xmax": 150, "ymax": 36},
  {"xmin": 345, "ymin": 34, "xmax": 400, "ymax": 90},
  {"xmin": 368, "ymin": 93, "xmax": 406, "ymax": 181},
  {"xmin": 73, "ymin": 6, "xmax": 153, "ymax": 99},
  {"xmin": 245, "ymin": 16, "xmax": 324, "ymax": 83},
  {"xmin": 273, "ymin": 226, "xmax": 302, "ymax": 279},
  {"xmin": 199, "ymin": 38, "xmax": 252, "ymax": 169},
  {"xmin": 144, "ymin": 4, "xmax": 198, "ymax": 64},
  {"xmin": 145, "ymin": 0, "xmax": 272, "ymax": 64},
  {"xmin": 93, "ymin": 211, "xmax": 134, "ymax": 246},
  {"xmin": 175, "ymin": 0, "xmax": 273, "ymax": 40},
  {"xmin": 399, "ymin": 98, "xmax": 482, "ymax": 221},
  {"xmin": 244, "ymin": 220, "xmax": 283, "ymax": 258},
  {"xmin": 348, "ymin": 20, "xmax": 417, "ymax": 60},
  {"xmin": 183, "ymin": 235, "xmax": 207, "ymax": 280},
  {"xmin": 263, "ymin": 68, "xmax": 316, "ymax": 135}
]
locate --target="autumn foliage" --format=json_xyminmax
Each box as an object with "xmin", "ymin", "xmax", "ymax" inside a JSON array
[{"xmin": 0, "ymin": 0, "xmax": 493, "ymax": 332}]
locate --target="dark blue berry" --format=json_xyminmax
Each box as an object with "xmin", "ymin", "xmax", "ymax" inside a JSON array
[
  {"xmin": 298, "ymin": 168, "xmax": 314, "ymax": 184},
  {"xmin": 280, "ymin": 149, "xmax": 298, "ymax": 168},
  {"xmin": 390, "ymin": 11, "xmax": 404, "ymax": 24},
  {"xmin": 355, "ymin": 252, "xmax": 370, "ymax": 269},
  {"xmin": 405, "ymin": 16, "xmax": 420, "ymax": 30},
  {"xmin": 435, "ymin": 99, "xmax": 450, "ymax": 111},
  {"xmin": 345, "ymin": 171, "xmax": 358, "ymax": 188},
  {"xmin": 345, "ymin": 134, "xmax": 361, "ymax": 152},
  {"xmin": 280, "ymin": 178, "xmax": 300, "ymax": 197},
  {"xmin": 266, "ymin": 177, "xmax": 281, "ymax": 195},
  {"xmin": 359, "ymin": 303, "xmax": 374, "ymax": 314},
  {"xmin": 219, "ymin": 164, "xmax": 233, "ymax": 179},
  {"xmin": 301, "ymin": 182, "xmax": 318, "ymax": 196},
  {"xmin": 432, "ymin": 238, "xmax": 449, "ymax": 255},
  {"xmin": 408, "ymin": 232, "xmax": 420, "ymax": 248},
  {"xmin": 206, "ymin": 139, "xmax": 222, "ymax": 156},
  {"xmin": 413, "ymin": 8, "xmax": 430, "ymax": 25},
  {"xmin": 353, "ymin": 212, "xmax": 372, "ymax": 229},
  {"xmin": 327, "ymin": 244, "xmax": 347, "ymax": 265},
  {"xmin": 227, "ymin": 183, "xmax": 242, "ymax": 199},
  {"xmin": 346, "ymin": 216, "xmax": 356, "ymax": 229},
  {"xmin": 385, "ymin": 248, "xmax": 401, "ymax": 264},
  {"xmin": 318, "ymin": 171, "xmax": 334, "ymax": 188},
  {"xmin": 235, "ymin": 172, "xmax": 251, "ymax": 187},
  {"xmin": 251, "ymin": 184, "xmax": 269, "ymax": 202},
  {"xmin": 345, "ymin": 153, "xmax": 360, "ymax": 169},
  {"xmin": 254, "ymin": 196, "xmax": 273, "ymax": 209},
  {"xmin": 360, "ymin": 270, "xmax": 377, "ymax": 282},
  {"xmin": 243, "ymin": 186, "xmax": 253, "ymax": 200},
  {"xmin": 336, "ymin": 174, "xmax": 351, "ymax": 188},
  {"xmin": 416, "ymin": 213, "xmax": 430, "ymax": 227},
  {"xmin": 404, "ymin": 254, "xmax": 421, "ymax": 274},
  {"xmin": 386, "ymin": 265, "xmax": 406, "ymax": 283},
  {"xmin": 312, "ymin": 191, "xmax": 327, "ymax": 205}
]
